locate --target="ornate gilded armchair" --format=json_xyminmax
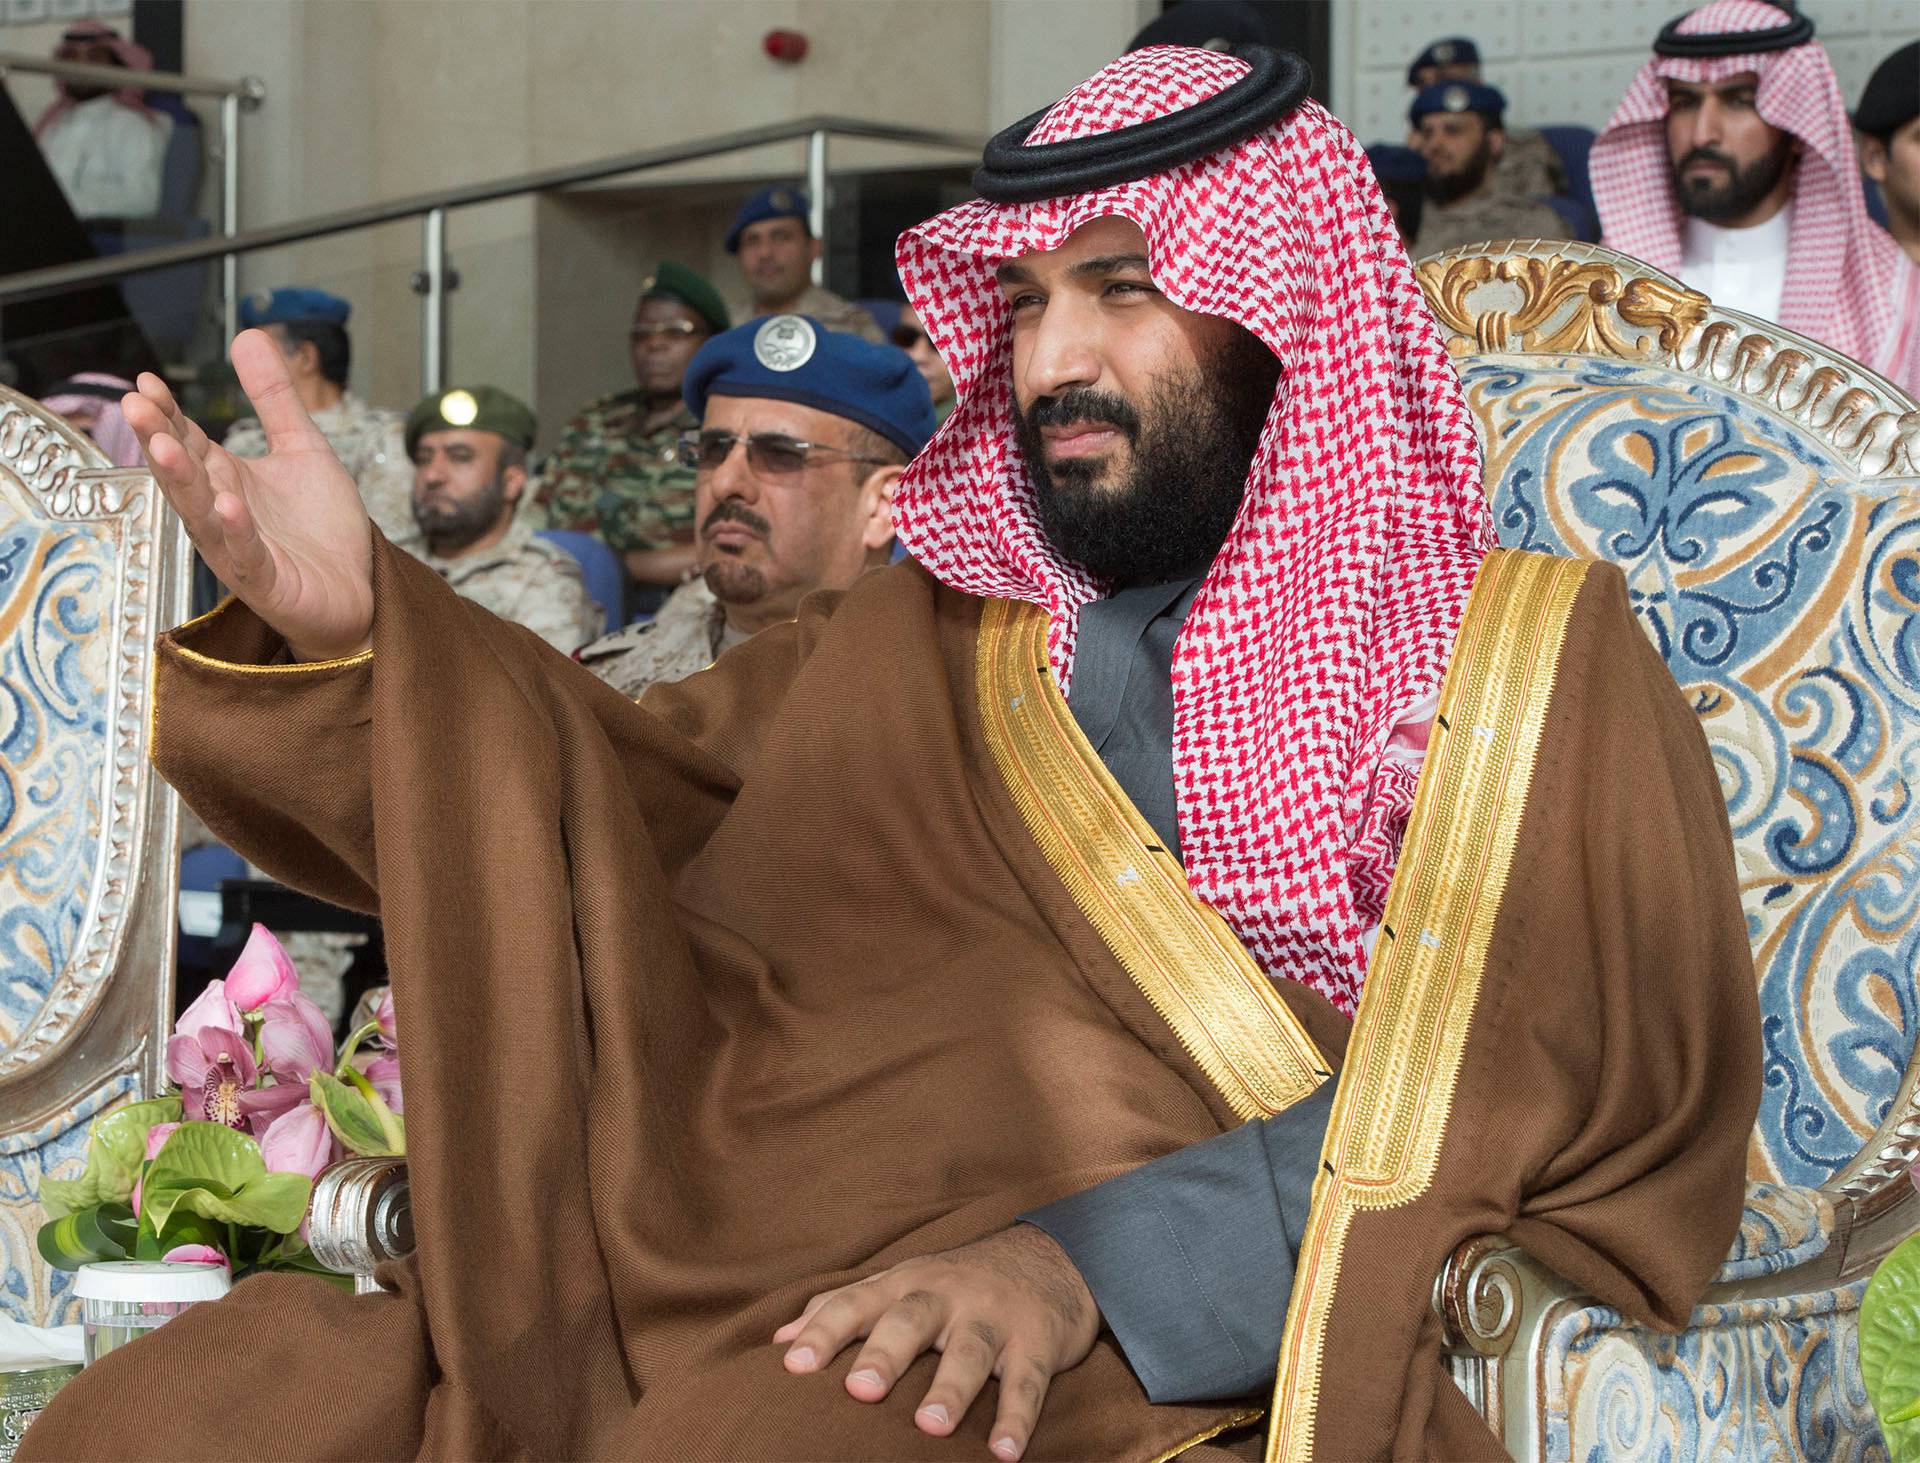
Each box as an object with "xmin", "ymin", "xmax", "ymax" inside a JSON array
[
  {"xmin": 0, "ymin": 386, "xmax": 189, "ymax": 1325},
  {"xmin": 1415, "ymin": 238, "xmax": 1920, "ymax": 1458}
]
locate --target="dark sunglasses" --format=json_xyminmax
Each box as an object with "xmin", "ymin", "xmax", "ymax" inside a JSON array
[
  {"xmin": 676, "ymin": 429, "xmax": 892, "ymax": 476},
  {"xmin": 890, "ymin": 324, "xmax": 928, "ymax": 350}
]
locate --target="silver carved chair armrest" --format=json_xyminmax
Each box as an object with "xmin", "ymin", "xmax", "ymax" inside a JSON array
[{"xmin": 308, "ymin": 1158, "xmax": 414, "ymax": 1294}]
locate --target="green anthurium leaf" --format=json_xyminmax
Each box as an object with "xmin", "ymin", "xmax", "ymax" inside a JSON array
[
  {"xmin": 152, "ymin": 1209, "xmax": 226, "ymax": 1259},
  {"xmin": 39, "ymin": 1097, "xmax": 184, "ymax": 1218},
  {"xmin": 311, "ymin": 1072, "xmax": 397, "ymax": 1157},
  {"xmin": 140, "ymin": 1122, "xmax": 312, "ymax": 1237},
  {"xmin": 35, "ymin": 1201, "xmax": 136, "ymax": 1271},
  {"xmin": 1863, "ymin": 1229, "xmax": 1920, "ymax": 1461}
]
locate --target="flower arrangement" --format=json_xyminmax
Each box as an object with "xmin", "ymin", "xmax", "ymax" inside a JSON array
[
  {"xmin": 37, "ymin": 927, "xmax": 404, "ymax": 1282},
  {"xmin": 1862, "ymin": 1165, "xmax": 1920, "ymax": 1460}
]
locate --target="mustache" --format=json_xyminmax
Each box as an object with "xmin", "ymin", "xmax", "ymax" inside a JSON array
[
  {"xmin": 701, "ymin": 499, "xmax": 771, "ymax": 537},
  {"xmin": 1023, "ymin": 388, "xmax": 1141, "ymax": 443},
  {"xmin": 1676, "ymin": 146, "xmax": 1736, "ymax": 172}
]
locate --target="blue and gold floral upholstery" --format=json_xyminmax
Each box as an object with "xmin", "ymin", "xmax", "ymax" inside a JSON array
[
  {"xmin": 0, "ymin": 389, "xmax": 186, "ymax": 1325},
  {"xmin": 1417, "ymin": 240, "xmax": 1920, "ymax": 1460}
]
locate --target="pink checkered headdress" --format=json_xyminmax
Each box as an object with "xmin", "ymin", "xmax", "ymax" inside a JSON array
[
  {"xmin": 894, "ymin": 46, "xmax": 1493, "ymax": 1012},
  {"xmin": 1590, "ymin": 0, "xmax": 1920, "ymax": 394}
]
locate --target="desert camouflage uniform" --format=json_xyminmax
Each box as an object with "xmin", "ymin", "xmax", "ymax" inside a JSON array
[
  {"xmin": 533, "ymin": 394, "xmax": 698, "ymax": 553},
  {"xmin": 578, "ymin": 577, "xmax": 750, "ymax": 698},
  {"xmin": 1494, "ymin": 128, "xmax": 1567, "ymax": 202},
  {"xmin": 735, "ymin": 285, "xmax": 884, "ymax": 344},
  {"xmin": 427, "ymin": 517, "xmax": 604, "ymax": 654},
  {"xmin": 224, "ymin": 392, "xmax": 422, "ymax": 556},
  {"xmin": 1413, "ymin": 188, "xmax": 1571, "ymax": 256}
]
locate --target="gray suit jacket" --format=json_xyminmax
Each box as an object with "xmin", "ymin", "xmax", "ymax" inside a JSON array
[{"xmin": 1022, "ymin": 1081, "xmax": 1333, "ymax": 1403}]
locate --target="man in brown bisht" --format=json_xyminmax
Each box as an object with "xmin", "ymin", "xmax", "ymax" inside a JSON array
[{"xmin": 24, "ymin": 42, "xmax": 1758, "ymax": 1463}]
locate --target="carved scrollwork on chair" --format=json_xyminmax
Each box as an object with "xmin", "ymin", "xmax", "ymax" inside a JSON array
[
  {"xmin": 1415, "ymin": 239, "xmax": 1920, "ymax": 1458},
  {"xmin": 0, "ymin": 387, "xmax": 190, "ymax": 1325}
]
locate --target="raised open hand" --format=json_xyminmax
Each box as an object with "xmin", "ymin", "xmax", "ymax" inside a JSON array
[{"xmin": 124, "ymin": 329, "xmax": 376, "ymax": 662}]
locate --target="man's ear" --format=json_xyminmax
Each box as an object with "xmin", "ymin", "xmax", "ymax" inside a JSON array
[
  {"xmin": 808, "ymin": 234, "xmax": 824, "ymax": 265},
  {"xmin": 1858, "ymin": 134, "xmax": 1888, "ymax": 184},
  {"xmin": 858, "ymin": 464, "xmax": 901, "ymax": 553},
  {"xmin": 1487, "ymin": 125, "xmax": 1506, "ymax": 162},
  {"xmin": 501, "ymin": 462, "xmax": 529, "ymax": 506},
  {"xmin": 291, "ymin": 340, "xmax": 322, "ymax": 379}
]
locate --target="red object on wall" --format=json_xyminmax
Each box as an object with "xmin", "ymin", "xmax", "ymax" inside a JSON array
[{"xmin": 763, "ymin": 30, "xmax": 809, "ymax": 63}]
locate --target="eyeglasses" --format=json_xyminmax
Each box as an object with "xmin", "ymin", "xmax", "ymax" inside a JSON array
[
  {"xmin": 676, "ymin": 429, "xmax": 892, "ymax": 475},
  {"xmin": 630, "ymin": 321, "xmax": 703, "ymax": 342},
  {"xmin": 890, "ymin": 324, "xmax": 927, "ymax": 350}
]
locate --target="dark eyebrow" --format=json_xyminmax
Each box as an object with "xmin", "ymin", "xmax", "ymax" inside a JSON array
[{"xmin": 995, "ymin": 252, "xmax": 1154, "ymax": 287}]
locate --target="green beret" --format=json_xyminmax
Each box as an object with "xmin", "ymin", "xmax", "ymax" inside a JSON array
[
  {"xmin": 404, "ymin": 385, "xmax": 537, "ymax": 456},
  {"xmin": 639, "ymin": 261, "xmax": 730, "ymax": 337}
]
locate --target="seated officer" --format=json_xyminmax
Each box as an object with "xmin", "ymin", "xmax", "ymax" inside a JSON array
[
  {"xmin": 224, "ymin": 288, "xmax": 421, "ymax": 555},
  {"xmin": 535, "ymin": 263, "xmax": 730, "ymax": 612},
  {"xmin": 577, "ymin": 316, "xmax": 930, "ymax": 699},
  {"xmin": 407, "ymin": 386, "xmax": 603, "ymax": 654},
  {"xmin": 1405, "ymin": 36, "xmax": 1565, "ymax": 198},
  {"xmin": 1410, "ymin": 81, "xmax": 1571, "ymax": 255},
  {"xmin": 726, "ymin": 184, "xmax": 883, "ymax": 342}
]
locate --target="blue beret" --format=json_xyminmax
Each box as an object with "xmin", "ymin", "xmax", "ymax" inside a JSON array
[
  {"xmin": 684, "ymin": 315, "xmax": 936, "ymax": 457},
  {"xmin": 1407, "ymin": 36, "xmax": 1480, "ymax": 84},
  {"xmin": 1365, "ymin": 143, "xmax": 1427, "ymax": 183},
  {"xmin": 238, "ymin": 287, "xmax": 351, "ymax": 329},
  {"xmin": 725, "ymin": 184, "xmax": 811, "ymax": 253},
  {"xmin": 1410, "ymin": 81, "xmax": 1506, "ymax": 128}
]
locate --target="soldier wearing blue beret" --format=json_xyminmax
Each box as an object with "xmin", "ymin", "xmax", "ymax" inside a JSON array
[
  {"xmin": 578, "ymin": 314, "xmax": 933, "ymax": 698},
  {"xmin": 1404, "ymin": 36, "xmax": 1565, "ymax": 203},
  {"xmin": 723, "ymin": 184, "xmax": 883, "ymax": 344},
  {"xmin": 225, "ymin": 288, "xmax": 422, "ymax": 554},
  {"xmin": 1407, "ymin": 81, "xmax": 1572, "ymax": 256}
]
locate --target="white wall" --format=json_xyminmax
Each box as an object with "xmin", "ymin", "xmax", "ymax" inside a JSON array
[{"xmin": 1330, "ymin": 0, "xmax": 1918, "ymax": 148}]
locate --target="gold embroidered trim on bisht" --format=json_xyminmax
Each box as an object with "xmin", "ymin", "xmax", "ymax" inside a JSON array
[
  {"xmin": 1264, "ymin": 548, "xmax": 1588, "ymax": 1462},
  {"xmin": 1150, "ymin": 1406, "xmax": 1264, "ymax": 1463},
  {"xmin": 975, "ymin": 598, "xmax": 1328, "ymax": 1122},
  {"xmin": 167, "ymin": 596, "xmax": 374, "ymax": 675}
]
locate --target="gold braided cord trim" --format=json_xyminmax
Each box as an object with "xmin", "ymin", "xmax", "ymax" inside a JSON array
[
  {"xmin": 1148, "ymin": 1406, "xmax": 1264, "ymax": 1463},
  {"xmin": 1264, "ymin": 549, "xmax": 1587, "ymax": 1463},
  {"xmin": 976, "ymin": 599, "xmax": 1329, "ymax": 1122},
  {"xmin": 166, "ymin": 596, "xmax": 374, "ymax": 676}
]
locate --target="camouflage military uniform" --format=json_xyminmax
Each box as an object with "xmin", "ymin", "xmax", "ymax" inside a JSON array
[
  {"xmin": 1413, "ymin": 188, "xmax": 1571, "ymax": 256},
  {"xmin": 533, "ymin": 394, "xmax": 698, "ymax": 553},
  {"xmin": 736, "ymin": 285, "xmax": 884, "ymax": 344},
  {"xmin": 577, "ymin": 577, "xmax": 749, "ymax": 698},
  {"xmin": 224, "ymin": 392, "xmax": 422, "ymax": 555},
  {"xmin": 428, "ymin": 518, "xmax": 605, "ymax": 654},
  {"xmin": 1493, "ymin": 129, "xmax": 1568, "ymax": 202}
]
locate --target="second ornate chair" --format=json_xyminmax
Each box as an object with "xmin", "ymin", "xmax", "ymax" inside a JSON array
[{"xmin": 1416, "ymin": 237, "xmax": 1920, "ymax": 1459}]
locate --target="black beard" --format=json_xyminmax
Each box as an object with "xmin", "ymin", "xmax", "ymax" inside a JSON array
[
  {"xmin": 1672, "ymin": 137, "xmax": 1795, "ymax": 223},
  {"xmin": 1013, "ymin": 326, "xmax": 1282, "ymax": 585},
  {"xmin": 414, "ymin": 473, "xmax": 509, "ymax": 557},
  {"xmin": 1424, "ymin": 136, "xmax": 1494, "ymax": 203}
]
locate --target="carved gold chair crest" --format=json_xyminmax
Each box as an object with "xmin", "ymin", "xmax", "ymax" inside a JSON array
[
  {"xmin": 1417, "ymin": 238, "xmax": 1920, "ymax": 1459},
  {"xmin": 0, "ymin": 386, "xmax": 188, "ymax": 1325}
]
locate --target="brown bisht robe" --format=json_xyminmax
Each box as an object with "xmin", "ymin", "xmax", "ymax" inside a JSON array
[{"xmin": 21, "ymin": 541, "xmax": 1757, "ymax": 1461}]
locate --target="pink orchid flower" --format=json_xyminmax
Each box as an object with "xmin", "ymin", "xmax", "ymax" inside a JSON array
[
  {"xmin": 161, "ymin": 1244, "xmax": 229, "ymax": 1269},
  {"xmin": 259, "ymin": 1101, "xmax": 336, "ymax": 1181},
  {"xmin": 166, "ymin": 1019, "xmax": 290, "ymax": 1131},
  {"xmin": 375, "ymin": 988, "xmax": 397, "ymax": 1050},
  {"xmin": 175, "ymin": 979, "xmax": 239, "ymax": 1044},
  {"xmin": 130, "ymin": 1121, "xmax": 180, "ymax": 1219},
  {"xmin": 226, "ymin": 925, "xmax": 299, "ymax": 1012},
  {"xmin": 259, "ymin": 990, "xmax": 335, "ymax": 1086},
  {"xmin": 364, "ymin": 1054, "xmax": 403, "ymax": 1115}
]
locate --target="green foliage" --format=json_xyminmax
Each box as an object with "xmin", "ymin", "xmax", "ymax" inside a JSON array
[
  {"xmin": 311, "ymin": 1071, "xmax": 403, "ymax": 1157},
  {"xmin": 1864, "ymin": 1230, "xmax": 1920, "ymax": 1459},
  {"xmin": 37, "ymin": 1097, "xmax": 183, "ymax": 1218},
  {"xmin": 36, "ymin": 1202, "xmax": 135, "ymax": 1270},
  {"xmin": 139, "ymin": 1121, "xmax": 311, "ymax": 1237}
]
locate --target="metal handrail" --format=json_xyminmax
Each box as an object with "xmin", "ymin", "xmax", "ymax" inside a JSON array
[
  {"xmin": 0, "ymin": 50, "xmax": 265, "ymax": 103},
  {"xmin": 0, "ymin": 113, "xmax": 980, "ymax": 394},
  {"xmin": 0, "ymin": 115, "xmax": 978, "ymax": 303},
  {"xmin": 3, "ymin": 50, "xmax": 268, "ymax": 335}
]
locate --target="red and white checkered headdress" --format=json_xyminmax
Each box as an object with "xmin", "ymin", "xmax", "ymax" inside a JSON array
[
  {"xmin": 894, "ymin": 46, "xmax": 1492, "ymax": 1012},
  {"xmin": 1591, "ymin": 0, "xmax": 1920, "ymax": 394}
]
